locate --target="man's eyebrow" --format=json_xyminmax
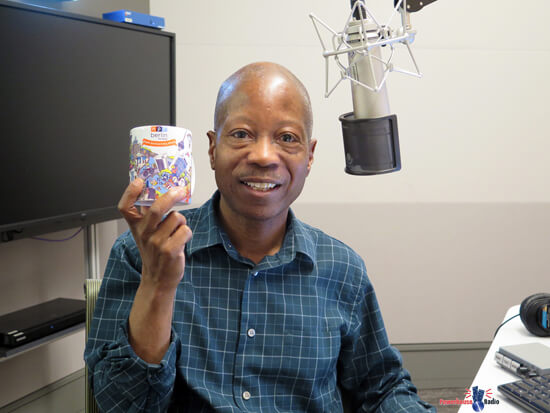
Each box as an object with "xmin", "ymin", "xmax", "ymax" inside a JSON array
[
  {"xmin": 273, "ymin": 119, "xmax": 308, "ymax": 134},
  {"xmin": 224, "ymin": 116, "xmax": 307, "ymax": 134}
]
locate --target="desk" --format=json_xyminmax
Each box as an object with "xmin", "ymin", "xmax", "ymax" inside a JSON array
[{"xmin": 458, "ymin": 305, "xmax": 550, "ymax": 412}]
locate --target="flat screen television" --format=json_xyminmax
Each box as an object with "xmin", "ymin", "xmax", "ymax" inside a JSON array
[{"xmin": 0, "ymin": 0, "xmax": 175, "ymax": 242}]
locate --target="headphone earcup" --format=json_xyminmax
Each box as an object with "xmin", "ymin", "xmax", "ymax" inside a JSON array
[{"xmin": 520, "ymin": 293, "xmax": 550, "ymax": 337}]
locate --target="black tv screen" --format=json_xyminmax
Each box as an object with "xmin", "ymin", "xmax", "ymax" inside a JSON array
[{"xmin": 0, "ymin": 1, "xmax": 175, "ymax": 241}]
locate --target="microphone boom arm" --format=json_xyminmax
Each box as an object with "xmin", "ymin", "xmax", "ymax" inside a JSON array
[
  {"xmin": 351, "ymin": 0, "xmax": 439, "ymax": 13},
  {"xmin": 393, "ymin": 0, "xmax": 439, "ymax": 13}
]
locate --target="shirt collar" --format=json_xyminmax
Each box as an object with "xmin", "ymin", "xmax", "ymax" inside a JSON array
[
  {"xmin": 185, "ymin": 191, "xmax": 316, "ymax": 266},
  {"xmin": 284, "ymin": 208, "xmax": 316, "ymax": 266},
  {"xmin": 185, "ymin": 191, "xmax": 224, "ymax": 256}
]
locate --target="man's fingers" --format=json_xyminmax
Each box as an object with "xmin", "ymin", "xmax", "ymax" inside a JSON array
[
  {"xmin": 118, "ymin": 179, "xmax": 145, "ymax": 225},
  {"xmin": 118, "ymin": 180, "xmax": 188, "ymax": 249},
  {"xmin": 149, "ymin": 211, "xmax": 187, "ymax": 247},
  {"xmin": 141, "ymin": 187, "xmax": 188, "ymax": 235},
  {"xmin": 147, "ymin": 212, "xmax": 192, "ymax": 264},
  {"xmin": 163, "ymin": 221, "xmax": 193, "ymax": 255}
]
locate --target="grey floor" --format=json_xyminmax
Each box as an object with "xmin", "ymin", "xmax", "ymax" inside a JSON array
[
  {"xmin": 1, "ymin": 380, "xmax": 466, "ymax": 413},
  {"xmin": 419, "ymin": 387, "xmax": 466, "ymax": 413}
]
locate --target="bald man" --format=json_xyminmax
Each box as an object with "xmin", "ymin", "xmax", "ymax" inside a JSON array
[{"xmin": 85, "ymin": 62, "xmax": 434, "ymax": 412}]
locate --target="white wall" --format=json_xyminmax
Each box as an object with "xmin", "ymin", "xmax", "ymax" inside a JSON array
[
  {"xmin": 2, "ymin": 3, "xmax": 546, "ymax": 405},
  {"xmin": 150, "ymin": 0, "xmax": 550, "ymax": 343}
]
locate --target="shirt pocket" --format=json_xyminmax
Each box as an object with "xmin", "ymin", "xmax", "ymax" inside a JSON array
[
  {"xmin": 273, "ymin": 319, "xmax": 342, "ymax": 410},
  {"xmin": 281, "ymin": 318, "xmax": 342, "ymax": 380}
]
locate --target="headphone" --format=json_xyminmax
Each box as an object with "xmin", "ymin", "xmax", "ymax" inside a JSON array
[{"xmin": 520, "ymin": 293, "xmax": 550, "ymax": 337}]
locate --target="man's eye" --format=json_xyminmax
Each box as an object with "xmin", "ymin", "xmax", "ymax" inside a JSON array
[
  {"xmin": 281, "ymin": 133, "xmax": 297, "ymax": 143},
  {"xmin": 232, "ymin": 130, "xmax": 249, "ymax": 139}
]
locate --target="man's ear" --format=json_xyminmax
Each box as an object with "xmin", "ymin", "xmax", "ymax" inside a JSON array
[
  {"xmin": 306, "ymin": 138, "xmax": 317, "ymax": 175},
  {"xmin": 207, "ymin": 130, "xmax": 217, "ymax": 170}
]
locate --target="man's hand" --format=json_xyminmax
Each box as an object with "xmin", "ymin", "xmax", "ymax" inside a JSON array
[
  {"xmin": 118, "ymin": 178, "xmax": 192, "ymax": 363},
  {"xmin": 118, "ymin": 178, "xmax": 192, "ymax": 292}
]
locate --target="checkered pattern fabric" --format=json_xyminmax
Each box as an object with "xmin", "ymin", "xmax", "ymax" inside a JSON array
[{"xmin": 84, "ymin": 192, "xmax": 434, "ymax": 412}]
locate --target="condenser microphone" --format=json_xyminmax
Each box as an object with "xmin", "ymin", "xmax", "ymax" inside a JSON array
[
  {"xmin": 310, "ymin": 0, "xmax": 424, "ymax": 175},
  {"xmin": 340, "ymin": 4, "xmax": 400, "ymax": 175}
]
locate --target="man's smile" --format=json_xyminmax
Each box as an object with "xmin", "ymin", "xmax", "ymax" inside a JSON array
[{"xmin": 241, "ymin": 181, "xmax": 281, "ymax": 192}]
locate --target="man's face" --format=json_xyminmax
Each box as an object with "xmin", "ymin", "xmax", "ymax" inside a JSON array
[{"xmin": 208, "ymin": 74, "xmax": 316, "ymax": 224}]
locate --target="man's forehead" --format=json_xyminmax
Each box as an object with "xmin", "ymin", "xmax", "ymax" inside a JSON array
[
  {"xmin": 227, "ymin": 77, "xmax": 298, "ymax": 106},
  {"xmin": 222, "ymin": 88, "xmax": 250, "ymax": 111},
  {"xmin": 214, "ymin": 62, "xmax": 313, "ymax": 137},
  {"xmin": 224, "ymin": 70, "xmax": 293, "ymax": 96},
  {"xmin": 216, "ymin": 74, "xmax": 298, "ymax": 121}
]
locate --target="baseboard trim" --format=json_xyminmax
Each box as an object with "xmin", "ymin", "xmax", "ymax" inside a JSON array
[
  {"xmin": 0, "ymin": 342, "xmax": 491, "ymax": 410},
  {"xmin": 394, "ymin": 341, "xmax": 491, "ymax": 389},
  {"xmin": 0, "ymin": 369, "xmax": 84, "ymax": 412}
]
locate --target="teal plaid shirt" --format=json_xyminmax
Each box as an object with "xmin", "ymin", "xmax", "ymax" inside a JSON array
[{"xmin": 84, "ymin": 192, "xmax": 433, "ymax": 412}]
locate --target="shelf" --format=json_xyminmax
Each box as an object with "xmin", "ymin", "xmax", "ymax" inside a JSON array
[{"xmin": 0, "ymin": 322, "xmax": 85, "ymax": 362}]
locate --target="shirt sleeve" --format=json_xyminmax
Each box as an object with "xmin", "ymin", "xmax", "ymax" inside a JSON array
[
  {"xmin": 84, "ymin": 232, "xmax": 179, "ymax": 413},
  {"xmin": 337, "ymin": 260, "xmax": 435, "ymax": 413}
]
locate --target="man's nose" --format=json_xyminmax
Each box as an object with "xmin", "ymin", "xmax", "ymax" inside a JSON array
[{"xmin": 247, "ymin": 136, "xmax": 279, "ymax": 167}]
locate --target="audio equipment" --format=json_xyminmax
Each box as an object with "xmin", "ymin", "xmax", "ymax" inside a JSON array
[
  {"xmin": 309, "ymin": 0, "xmax": 438, "ymax": 175},
  {"xmin": 0, "ymin": 298, "xmax": 85, "ymax": 348},
  {"xmin": 520, "ymin": 293, "xmax": 550, "ymax": 337}
]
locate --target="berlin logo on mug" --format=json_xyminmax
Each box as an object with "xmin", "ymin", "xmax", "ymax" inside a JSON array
[{"xmin": 129, "ymin": 125, "xmax": 195, "ymax": 206}]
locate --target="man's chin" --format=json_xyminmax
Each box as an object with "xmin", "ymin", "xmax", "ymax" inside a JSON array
[{"xmin": 238, "ymin": 206, "xmax": 289, "ymax": 223}]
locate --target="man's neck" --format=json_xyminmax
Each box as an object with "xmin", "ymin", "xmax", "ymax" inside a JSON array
[{"xmin": 217, "ymin": 197, "xmax": 288, "ymax": 264}]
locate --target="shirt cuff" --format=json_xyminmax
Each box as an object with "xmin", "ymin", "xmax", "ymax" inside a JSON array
[{"xmin": 91, "ymin": 318, "xmax": 179, "ymax": 399}]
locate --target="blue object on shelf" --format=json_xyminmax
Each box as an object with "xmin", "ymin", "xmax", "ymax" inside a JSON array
[{"xmin": 102, "ymin": 10, "xmax": 165, "ymax": 29}]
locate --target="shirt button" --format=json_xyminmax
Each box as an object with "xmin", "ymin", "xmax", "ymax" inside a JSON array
[
  {"xmin": 252, "ymin": 271, "xmax": 258, "ymax": 277},
  {"xmin": 247, "ymin": 328, "xmax": 256, "ymax": 338},
  {"xmin": 242, "ymin": 391, "xmax": 251, "ymax": 400}
]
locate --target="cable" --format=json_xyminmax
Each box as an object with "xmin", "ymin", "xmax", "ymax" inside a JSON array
[
  {"xmin": 493, "ymin": 313, "xmax": 520, "ymax": 338},
  {"xmin": 31, "ymin": 227, "xmax": 83, "ymax": 242}
]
